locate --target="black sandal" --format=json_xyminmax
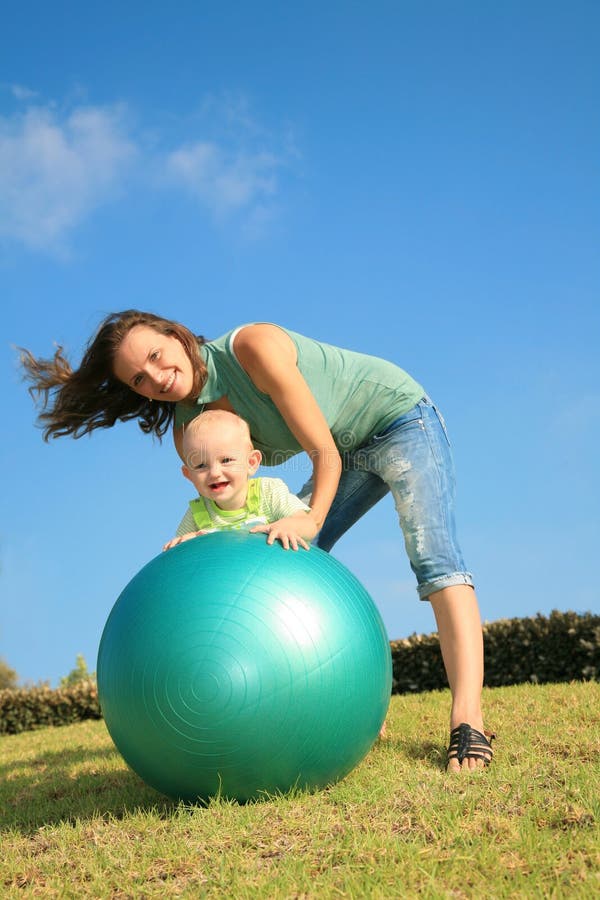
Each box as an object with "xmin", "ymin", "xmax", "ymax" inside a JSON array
[{"xmin": 446, "ymin": 723, "xmax": 496, "ymax": 769}]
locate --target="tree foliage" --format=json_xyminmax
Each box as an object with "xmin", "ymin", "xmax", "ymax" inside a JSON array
[
  {"xmin": 0, "ymin": 658, "xmax": 19, "ymax": 690},
  {"xmin": 60, "ymin": 655, "xmax": 95, "ymax": 687}
]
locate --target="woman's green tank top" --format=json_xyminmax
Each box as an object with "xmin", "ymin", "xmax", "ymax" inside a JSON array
[{"xmin": 175, "ymin": 325, "xmax": 424, "ymax": 465}]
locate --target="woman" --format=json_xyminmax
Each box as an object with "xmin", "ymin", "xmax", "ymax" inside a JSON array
[{"xmin": 21, "ymin": 309, "xmax": 495, "ymax": 771}]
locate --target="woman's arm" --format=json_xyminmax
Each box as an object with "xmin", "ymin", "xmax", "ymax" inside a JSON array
[{"xmin": 234, "ymin": 323, "xmax": 342, "ymax": 536}]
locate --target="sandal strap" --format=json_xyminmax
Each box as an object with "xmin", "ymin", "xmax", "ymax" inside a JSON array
[{"xmin": 447, "ymin": 723, "xmax": 496, "ymax": 765}]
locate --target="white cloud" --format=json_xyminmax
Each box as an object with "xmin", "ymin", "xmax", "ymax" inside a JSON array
[
  {"xmin": 0, "ymin": 103, "xmax": 137, "ymax": 252},
  {"xmin": 10, "ymin": 84, "xmax": 39, "ymax": 101},
  {"xmin": 0, "ymin": 92, "xmax": 297, "ymax": 253},
  {"xmin": 166, "ymin": 140, "xmax": 280, "ymax": 219}
]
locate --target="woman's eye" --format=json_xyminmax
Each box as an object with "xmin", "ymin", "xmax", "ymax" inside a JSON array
[
  {"xmin": 150, "ymin": 350, "xmax": 159, "ymax": 361},
  {"xmin": 133, "ymin": 374, "xmax": 144, "ymax": 386}
]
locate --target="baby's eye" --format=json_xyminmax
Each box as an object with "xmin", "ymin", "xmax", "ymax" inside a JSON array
[
  {"xmin": 193, "ymin": 462, "xmax": 207, "ymax": 470},
  {"xmin": 221, "ymin": 457, "xmax": 235, "ymax": 465}
]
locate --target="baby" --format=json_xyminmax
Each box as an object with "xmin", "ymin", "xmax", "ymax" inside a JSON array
[{"xmin": 164, "ymin": 409, "xmax": 312, "ymax": 551}]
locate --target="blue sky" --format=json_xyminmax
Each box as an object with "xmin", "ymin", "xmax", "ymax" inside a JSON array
[{"xmin": 2, "ymin": 1, "xmax": 599, "ymax": 686}]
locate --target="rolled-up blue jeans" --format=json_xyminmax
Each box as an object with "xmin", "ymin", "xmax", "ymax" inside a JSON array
[{"xmin": 297, "ymin": 397, "xmax": 474, "ymax": 600}]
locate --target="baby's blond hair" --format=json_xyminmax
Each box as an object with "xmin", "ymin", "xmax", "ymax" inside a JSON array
[{"xmin": 182, "ymin": 409, "xmax": 253, "ymax": 451}]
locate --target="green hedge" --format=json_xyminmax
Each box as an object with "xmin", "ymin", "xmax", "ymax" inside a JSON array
[
  {"xmin": 0, "ymin": 679, "xmax": 101, "ymax": 735},
  {"xmin": 1, "ymin": 612, "xmax": 598, "ymax": 735},
  {"xmin": 390, "ymin": 609, "xmax": 600, "ymax": 694}
]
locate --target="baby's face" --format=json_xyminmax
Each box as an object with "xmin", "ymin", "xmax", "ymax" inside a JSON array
[{"xmin": 182, "ymin": 423, "xmax": 260, "ymax": 510}]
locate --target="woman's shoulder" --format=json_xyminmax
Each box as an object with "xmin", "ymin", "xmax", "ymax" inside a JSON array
[{"xmin": 230, "ymin": 324, "xmax": 298, "ymax": 366}]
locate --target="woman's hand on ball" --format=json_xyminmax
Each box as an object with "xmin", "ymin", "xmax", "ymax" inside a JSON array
[{"xmin": 251, "ymin": 514, "xmax": 316, "ymax": 551}]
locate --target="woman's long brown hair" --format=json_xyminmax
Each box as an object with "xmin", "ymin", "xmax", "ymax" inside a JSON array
[{"xmin": 20, "ymin": 310, "xmax": 206, "ymax": 441}]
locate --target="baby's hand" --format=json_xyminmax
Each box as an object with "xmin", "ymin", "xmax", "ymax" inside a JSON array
[{"xmin": 162, "ymin": 530, "xmax": 207, "ymax": 552}]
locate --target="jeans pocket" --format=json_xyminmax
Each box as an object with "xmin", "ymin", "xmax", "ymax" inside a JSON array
[
  {"xmin": 425, "ymin": 399, "xmax": 451, "ymax": 447},
  {"xmin": 372, "ymin": 402, "xmax": 425, "ymax": 442}
]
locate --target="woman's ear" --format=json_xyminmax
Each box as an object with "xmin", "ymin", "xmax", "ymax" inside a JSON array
[{"xmin": 247, "ymin": 448, "xmax": 262, "ymax": 475}]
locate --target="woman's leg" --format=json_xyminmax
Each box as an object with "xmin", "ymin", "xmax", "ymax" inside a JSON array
[
  {"xmin": 367, "ymin": 399, "xmax": 489, "ymax": 770},
  {"xmin": 429, "ymin": 584, "xmax": 488, "ymax": 771},
  {"xmin": 297, "ymin": 467, "xmax": 389, "ymax": 551}
]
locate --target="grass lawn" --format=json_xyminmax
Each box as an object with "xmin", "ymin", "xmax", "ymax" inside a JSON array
[{"xmin": 1, "ymin": 681, "xmax": 599, "ymax": 898}]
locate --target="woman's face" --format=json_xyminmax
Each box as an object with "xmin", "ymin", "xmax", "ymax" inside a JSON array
[{"xmin": 112, "ymin": 324, "xmax": 195, "ymax": 402}]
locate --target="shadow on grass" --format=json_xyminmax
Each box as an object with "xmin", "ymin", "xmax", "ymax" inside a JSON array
[
  {"xmin": 385, "ymin": 737, "xmax": 446, "ymax": 769},
  {"xmin": 0, "ymin": 744, "xmax": 177, "ymax": 834}
]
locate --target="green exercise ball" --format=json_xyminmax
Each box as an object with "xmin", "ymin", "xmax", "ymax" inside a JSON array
[{"xmin": 97, "ymin": 532, "xmax": 392, "ymax": 803}]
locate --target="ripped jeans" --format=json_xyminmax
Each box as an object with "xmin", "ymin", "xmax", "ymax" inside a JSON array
[{"xmin": 297, "ymin": 397, "xmax": 474, "ymax": 600}]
